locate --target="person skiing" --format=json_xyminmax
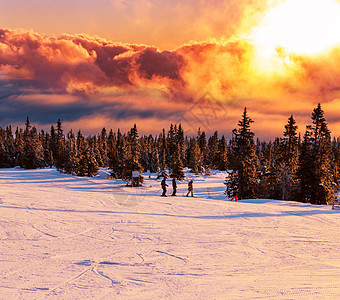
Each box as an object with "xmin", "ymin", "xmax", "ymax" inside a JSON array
[
  {"xmin": 172, "ymin": 177, "xmax": 177, "ymax": 196},
  {"xmin": 231, "ymin": 185, "xmax": 238, "ymax": 202},
  {"xmin": 186, "ymin": 180, "xmax": 193, "ymax": 197},
  {"xmin": 161, "ymin": 177, "xmax": 168, "ymax": 197}
]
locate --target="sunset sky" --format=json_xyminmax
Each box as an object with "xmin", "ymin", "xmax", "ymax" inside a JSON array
[{"xmin": 1, "ymin": 0, "xmax": 340, "ymax": 139}]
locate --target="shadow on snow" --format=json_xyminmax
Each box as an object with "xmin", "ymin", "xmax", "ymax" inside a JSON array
[{"xmin": 0, "ymin": 204, "xmax": 339, "ymax": 220}]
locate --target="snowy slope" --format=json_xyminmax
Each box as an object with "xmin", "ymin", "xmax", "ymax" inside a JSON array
[{"xmin": 0, "ymin": 168, "xmax": 340, "ymax": 299}]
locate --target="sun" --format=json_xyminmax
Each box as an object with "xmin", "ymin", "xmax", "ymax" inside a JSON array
[{"xmin": 249, "ymin": 0, "xmax": 340, "ymax": 61}]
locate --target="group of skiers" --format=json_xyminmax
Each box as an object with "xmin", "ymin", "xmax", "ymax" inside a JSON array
[
  {"xmin": 160, "ymin": 177, "xmax": 238, "ymax": 200},
  {"xmin": 161, "ymin": 177, "xmax": 194, "ymax": 197}
]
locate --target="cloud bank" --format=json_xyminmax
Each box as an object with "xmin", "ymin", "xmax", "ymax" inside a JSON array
[{"xmin": 1, "ymin": 28, "xmax": 340, "ymax": 138}]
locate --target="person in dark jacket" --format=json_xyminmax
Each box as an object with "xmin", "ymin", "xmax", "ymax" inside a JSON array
[
  {"xmin": 161, "ymin": 177, "xmax": 168, "ymax": 197},
  {"xmin": 172, "ymin": 177, "xmax": 177, "ymax": 196},
  {"xmin": 186, "ymin": 180, "xmax": 193, "ymax": 197}
]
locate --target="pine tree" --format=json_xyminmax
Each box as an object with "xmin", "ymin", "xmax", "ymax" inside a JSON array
[
  {"xmin": 177, "ymin": 124, "xmax": 186, "ymax": 166},
  {"xmin": 21, "ymin": 118, "xmax": 45, "ymax": 169},
  {"xmin": 50, "ymin": 119, "xmax": 66, "ymax": 170},
  {"xmin": 230, "ymin": 108, "xmax": 258, "ymax": 199},
  {"xmin": 298, "ymin": 131, "xmax": 314, "ymax": 202},
  {"xmin": 170, "ymin": 143, "xmax": 185, "ymax": 180},
  {"xmin": 298, "ymin": 104, "xmax": 334, "ymax": 204},
  {"xmin": 77, "ymin": 139, "xmax": 99, "ymax": 177},
  {"xmin": 98, "ymin": 128, "xmax": 108, "ymax": 166},
  {"xmin": 0, "ymin": 128, "xmax": 11, "ymax": 168},
  {"xmin": 188, "ymin": 138, "xmax": 204, "ymax": 174},
  {"xmin": 89, "ymin": 136, "xmax": 103, "ymax": 167},
  {"xmin": 5, "ymin": 126, "xmax": 15, "ymax": 167},
  {"xmin": 40, "ymin": 130, "xmax": 53, "ymax": 167},
  {"xmin": 278, "ymin": 115, "xmax": 299, "ymax": 200},
  {"xmin": 150, "ymin": 143, "xmax": 160, "ymax": 173},
  {"xmin": 158, "ymin": 129, "xmax": 167, "ymax": 177},
  {"xmin": 224, "ymin": 170, "xmax": 238, "ymax": 198},
  {"xmin": 217, "ymin": 135, "xmax": 228, "ymax": 171},
  {"xmin": 121, "ymin": 125, "xmax": 144, "ymax": 185},
  {"xmin": 207, "ymin": 131, "xmax": 219, "ymax": 169},
  {"xmin": 108, "ymin": 129, "xmax": 123, "ymax": 179},
  {"xmin": 64, "ymin": 130, "xmax": 79, "ymax": 174},
  {"xmin": 197, "ymin": 128, "xmax": 208, "ymax": 166},
  {"xmin": 14, "ymin": 127, "xmax": 24, "ymax": 167},
  {"xmin": 332, "ymin": 137, "xmax": 340, "ymax": 190}
]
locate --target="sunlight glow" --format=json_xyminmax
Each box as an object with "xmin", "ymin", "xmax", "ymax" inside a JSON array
[{"xmin": 249, "ymin": 0, "xmax": 340, "ymax": 71}]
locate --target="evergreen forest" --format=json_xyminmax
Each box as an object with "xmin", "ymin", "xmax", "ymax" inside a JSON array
[{"xmin": 0, "ymin": 104, "xmax": 338, "ymax": 205}]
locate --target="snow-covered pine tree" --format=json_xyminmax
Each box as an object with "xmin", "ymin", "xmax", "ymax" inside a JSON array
[
  {"xmin": 170, "ymin": 143, "xmax": 185, "ymax": 180},
  {"xmin": 89, "ymin": 135, "xmax": 104, "ymax": 168},
  {"xmin": 150, "ymin": 142, "xmax": 160, "ymax": 174},
  {"xmin": 39, "ymin": 130, "xmax": 53, "ymax": 167},
  {"xmin": 63, "ymin": 130, "xmax": 79, "ymax": 175},
  {"xmin": 139, "ymin": 135, "xmax": 151, "ymax": 173},
  {"xmin": 21, "ymin": 118, "xmax": 45, "ymax": 169},
  {"xmin": 98, "ymin": 128, "xmax": 108, "ymax": 167},
  {"xmin": 177, "ymin": 124, "xmax": 186, "ymax": 166},
  {"xmin": 188, "ymin": 138, "xmax": 203, "ymax": 174},
  {"xmin": 207, "ymin": 131, "xmax": 219, "ymax": 169},
  {"xmin": 167, "ymin": 124, "xmax": 176, "ymax": 167},
  {"xmin": 50, "ymin": 119, "xmax": 66, "ymax": 170},
  {"xmin": 157, "ymin": 129, "xmax": 167, "ymax": 177},
  {"xmin": 197, "ymin": 128, "xmax": 208, "ymax": 166},
  {"xmin": 107, "ymin": 129, "xmax": 122, "ymax": 179},
  {"xmin": 224, "ymin": 170, "xmax": 238, "ymax": 198},
  {"xmin": 86, "ymin": 143, "xmax": 100, "ymax": 177},
  {"xmin": 121, "ymin": 125, "xmax": 143, "ymax": 185},
  {"xmin": 77, "ymin": 141, "xmax": 99, "ymax": 177}
]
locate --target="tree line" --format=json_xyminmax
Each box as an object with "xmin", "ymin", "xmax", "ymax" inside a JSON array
[{"xmin": 0, "ymin": 103, "xmax": 339, "ymax": 205}]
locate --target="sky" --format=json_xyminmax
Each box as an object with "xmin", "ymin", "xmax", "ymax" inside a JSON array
[{"xmin": 1, "ymin": 0, "xmax": 340, "ymax": 139}]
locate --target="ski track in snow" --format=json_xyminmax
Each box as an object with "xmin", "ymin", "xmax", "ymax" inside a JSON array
[{"xmin": 0, "ymin": 168, "xmax": 340, "ymax": 299}]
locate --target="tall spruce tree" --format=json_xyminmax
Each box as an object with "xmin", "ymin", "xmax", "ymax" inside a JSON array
[
  {"xmin": 298, "ymin": 104, "xmax": 334, "ymax": 204},
  {"xmin": 230, "ymin": 108, "xmax": 258, "ymax": 199},
  {"xmin": 279, "ymin": 115, "xmax": 299, "ymax": 200}
]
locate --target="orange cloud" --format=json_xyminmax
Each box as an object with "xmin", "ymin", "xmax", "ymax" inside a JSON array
[{"xmin": 1, "ymin": 28, "xmax": 340, "ymax": 138}]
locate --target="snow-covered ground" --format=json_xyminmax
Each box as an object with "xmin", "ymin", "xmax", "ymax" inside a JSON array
[{"xmin": 0, "ymin": 168, "xmax": 340, "ymax": 299}]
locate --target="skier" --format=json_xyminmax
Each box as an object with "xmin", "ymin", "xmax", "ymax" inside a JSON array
[
  {"xmin": 231, "ymin": 185, "xmax": 238, "ymax": 202},
  {"xmin": 161, "ymin": 177, "xmax": 168, "ymax": 197},
  {"xmin": 172, "ymin": 177, "xmax": 177, "ymax": 196},
  {"xmin": 186, "ymin": 180, "xmax": 193, "ymax": 197}
]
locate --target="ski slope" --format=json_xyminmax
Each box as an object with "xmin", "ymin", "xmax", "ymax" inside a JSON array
[{"xmin": 0, "ymin": 168, "xmax": 340, "ymax": 299}]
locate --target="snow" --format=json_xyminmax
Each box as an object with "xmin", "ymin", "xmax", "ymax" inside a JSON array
[{"xmin": 1, "ymin": 168, "xmax": 340, "ymax": 299}]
